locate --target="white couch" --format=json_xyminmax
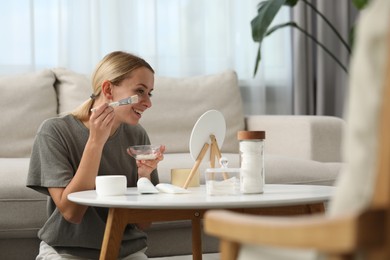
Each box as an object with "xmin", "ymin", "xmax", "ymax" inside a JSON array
[{"xmin": 0, "ymin": 68, "xmax": 345, "ymax": 259}]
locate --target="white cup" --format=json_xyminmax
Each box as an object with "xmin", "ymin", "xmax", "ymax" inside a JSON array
[{"xmin": 95, "ymin": 175, "xmax": 127, "ymax": 196}]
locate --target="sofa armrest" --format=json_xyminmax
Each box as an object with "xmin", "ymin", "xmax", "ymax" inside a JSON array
[{"xmin": 245, "ymin": 115, "xmax": 345, "ymax": 162}]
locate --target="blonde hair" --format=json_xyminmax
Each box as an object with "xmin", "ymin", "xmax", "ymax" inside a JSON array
[{"xmin": 72, "ymin": 51, "xmax": 154, "ymax": 121}]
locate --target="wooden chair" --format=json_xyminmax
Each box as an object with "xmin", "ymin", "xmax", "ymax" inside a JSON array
[{"xmin": 204, "ymin": 1, "xmax": 390, "ymax": 259}]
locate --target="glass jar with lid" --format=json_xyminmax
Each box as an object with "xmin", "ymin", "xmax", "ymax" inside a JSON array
[{"xmin": 237, "ymin": 131, "xmax": 266, "ymax": 194}]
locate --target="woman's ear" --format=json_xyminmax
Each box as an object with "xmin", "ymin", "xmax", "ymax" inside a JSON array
[{"xmin": 101, "ymin": 80, "xmax": 113, "ymax": 101}]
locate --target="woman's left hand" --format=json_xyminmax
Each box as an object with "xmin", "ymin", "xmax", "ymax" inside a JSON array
[{"xmin": 135, "ymin": 145, "xmax": 165, "ymax": 179}]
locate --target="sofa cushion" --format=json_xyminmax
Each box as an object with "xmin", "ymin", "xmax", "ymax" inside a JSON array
[
  {"xmin": 0, "ymin": 70, "xmax": 57, "ymax": 157},
  {"xmin": 141, "ymin": 70, "xmax": 245, "ymax": 154},
  {"xmin": 264, "ymin": 155, "xmax": 340, "ymax": 186},
  {"xmin": 245, "ymin": 115, "xmax": 345, "ymax": 163},
  {"xmin": 52, "ymin": 68, "xmax": 91, "ymax": 115},
  {"xmin": 0, "ymin": 158, "xmax": 47, "ymax": 239}
]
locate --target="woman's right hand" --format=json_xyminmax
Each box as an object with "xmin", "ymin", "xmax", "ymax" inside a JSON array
[{"xmin": 88, "ymin": 103, "xmax": 115, "ymax": 145}]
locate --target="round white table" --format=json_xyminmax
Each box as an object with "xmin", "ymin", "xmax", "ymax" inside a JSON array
[{"xmin": 68, "ymin": 184, "xmax": 334, "ymax": 260}]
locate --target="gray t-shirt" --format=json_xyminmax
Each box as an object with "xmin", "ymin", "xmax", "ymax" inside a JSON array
[{"xmin": 27, "ymin": 114, "xmax": 159, "ymax": 259}]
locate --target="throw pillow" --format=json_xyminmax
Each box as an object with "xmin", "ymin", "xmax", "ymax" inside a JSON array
[
  {"xmin": 0, "ymin": 70, "xmax": 57, "ymax": 157},
  {"xmin": 52, "ymin": 67, "xmax": 91, "ymax": 115}
]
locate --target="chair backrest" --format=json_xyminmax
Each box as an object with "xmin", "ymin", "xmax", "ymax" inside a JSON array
[
  {"xmin": 327, "ymin": 0, "xmax": 390, "ymax": 217},
  {"xmin": 371, "ymin": 47, "xmax": 390, "ymax": 210},
  {"xmin": 368, "ymin": 26, "xmax": 390, "ymax": 258}
]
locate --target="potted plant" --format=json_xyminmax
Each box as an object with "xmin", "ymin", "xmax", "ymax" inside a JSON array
[{"xmin": 251, "ymin": 0, "xmax": 370, "ymax": 76}]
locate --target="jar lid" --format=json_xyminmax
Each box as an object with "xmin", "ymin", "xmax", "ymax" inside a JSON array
[{"xmin": 237, "ymin": 131, "xmax": 266, "ymax": 140}]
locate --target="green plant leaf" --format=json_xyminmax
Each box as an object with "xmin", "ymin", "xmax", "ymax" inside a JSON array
[
  {"xmin": 284, "ymin": 0, "xmax": 299, "ymax": 6},
  {"xmin": 349, "ymin": 25, "xmax": 355, "ymax": 52},
  {"xmin": 264, "ymin": 21, "xmax": 296, "ymax": 37},
  {"xmin": 301, "ymin": 0, "xmax": 350, "ymax": 53},
  {"xmin": 352, "ymin": 0, "xmax": 369, "ymax": 10},
  {"xmin": 264, "ymin": 22, "xmax": 348, "ymax": 73},
  {"xmin": 253, "ymin": 45, "xmax": 262, "ymax": 77},
  {"xmin": 251, "ymin": 0, "xmax": 286, "ymax": 43}
]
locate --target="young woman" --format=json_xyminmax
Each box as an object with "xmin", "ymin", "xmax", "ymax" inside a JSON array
[{"xmin": 27, "ymin": 51, "xmax": 165, "ymax": 259}]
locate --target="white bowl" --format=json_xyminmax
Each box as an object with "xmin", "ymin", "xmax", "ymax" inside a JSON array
[{"xmin": 95, "ymin": 175, "xmax": 127, "ymax": 196}]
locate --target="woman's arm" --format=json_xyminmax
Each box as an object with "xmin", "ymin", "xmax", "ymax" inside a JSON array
[{"xmin": 49, "ymin": 104, "xmax": 115, "ymax": 224}]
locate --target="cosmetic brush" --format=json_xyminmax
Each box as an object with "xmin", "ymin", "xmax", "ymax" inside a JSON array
[
  {"xmin": 108, "ymin": 95, "xmax": 139, "ymax": 107},
  {"xmin": 90, "ymin": 95, "xmax": 139, "ymax": 112}
]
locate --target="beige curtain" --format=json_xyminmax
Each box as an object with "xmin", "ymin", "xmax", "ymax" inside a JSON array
[{"xmin": 292, "ymin": 0, "xmax": 358, "ymax": 116}]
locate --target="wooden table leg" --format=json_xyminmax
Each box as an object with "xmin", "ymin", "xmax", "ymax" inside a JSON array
[
  {"xmin": 192, "ymin": 213, "xmax": 203, "ymax": 260},
  {"xmin": 100, "ymin": 208, "xmax": 127, "ymax": 260}
]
